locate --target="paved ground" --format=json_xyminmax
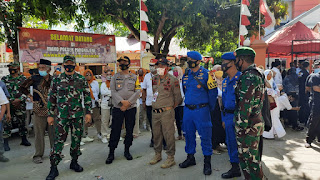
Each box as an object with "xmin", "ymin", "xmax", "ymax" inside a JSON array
[{"xmin": 0, "ymin": 127, "xmax": 320, "ymax": 180}]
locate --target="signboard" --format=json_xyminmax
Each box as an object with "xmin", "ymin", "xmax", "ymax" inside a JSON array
[{"xmin": 18, "ymin": 28, "xmax": 116, "ymax": 63}]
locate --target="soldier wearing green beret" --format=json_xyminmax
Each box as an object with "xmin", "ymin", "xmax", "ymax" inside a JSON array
[
  {"xmin": 233, "ymin": 47, "xmax": 265, "ymax": 180},
  {"xmin": 46, "ymin": 55, "xmax": 92, "ymax": 180},
  {"xmin": 1, "ymin": 62, "xmax": 31, "ymax": 151}
]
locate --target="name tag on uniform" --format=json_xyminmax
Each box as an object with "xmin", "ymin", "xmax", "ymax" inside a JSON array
[{"xmin": 152, "ymin": 91, "xmax": 159, "ymax": 102}]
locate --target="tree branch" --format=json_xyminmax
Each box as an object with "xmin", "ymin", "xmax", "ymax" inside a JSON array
[
  {"xmin": 158, "ymin": 23, "xmax": 183, "ymax": 49},
  {"xmin": 118, "ymin": 16, "xmax": 140, "ymax": 40},
  {"xmin": 162, "ymin": 31, "xmax": 176, "ymax": 55},
  {"xmin": 153, "ymin": 10, "xmax": 168, "ymax": 53}
]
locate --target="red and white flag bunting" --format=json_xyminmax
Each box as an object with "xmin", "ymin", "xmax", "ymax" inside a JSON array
[
  {"xmin": 140, "ymin": 0, "xmax": 149, "ymax": 51},
  {"xmin": 260, "ymin": 0, "xmax": 276, "ymax": 29},
  {"xmin": 239, "ymin": 0, "xmax": 251, "ymax": 45}
]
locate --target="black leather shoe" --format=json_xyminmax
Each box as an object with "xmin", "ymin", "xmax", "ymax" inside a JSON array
[
  {"xmin": 105, "ymin": 153, "xmax": 114, "ymax": 164},
  {"xmin": 20, "ymin": 136, "xmax": 31, "ymax": 146},
  {"xmin": 70, "ymin": 160, "xmax": 83, "ymax": 172},
  {"xmin": 179, "ymin": 154, "xmax": 196, "ymax": 168},
  {"xmin": 203, "ymin": 156, "xmax": 212, "ymax": 175},
  {"xmin": 149, "ymin": 141, "xmax": 154, "ymax": 147},
  {"xmin": 221, "ymin": 163, "xmax": 241, "ymax": 179},
  {"xmin": 4, "ymin": 138, "xmax": 10, "ymax": 151},
  {"xmin": 124, "ymin": 151, "xmax": 133, "ymax": 160},
  {"xmin": 163, "ymin": 145, "xmax": 168, "ymax": 150},
  {"xmin": 46, "ymin": 165, "xmax": 59, "ymax": 180}
]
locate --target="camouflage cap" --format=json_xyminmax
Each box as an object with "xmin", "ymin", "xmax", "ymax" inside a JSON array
[
  {"xmin": 7, "ymin": 62, "xmax": 20, "ymax": 68},
  {"xmin": 63, "ymin": 55, "xmax": 76, "ymax": 63},
  {"xmin": 235, "ymin": 47, "xmax": 256, "ymax": 57}
]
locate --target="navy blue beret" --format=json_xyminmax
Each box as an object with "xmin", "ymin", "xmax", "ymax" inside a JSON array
[
  {"xmin": 221, "ymin": 52, "xmax": 236, "ymax": 61},
  {"xmin": 187, "ymin": 51, "xmax": 202, "ymax": 61}
]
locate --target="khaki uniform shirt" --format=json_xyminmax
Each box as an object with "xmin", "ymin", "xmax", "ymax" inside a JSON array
[{"xmin": 152, "ymin": 73, "xmax": 182, "ymax": 109}]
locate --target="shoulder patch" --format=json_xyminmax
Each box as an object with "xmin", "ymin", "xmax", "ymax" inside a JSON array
[{"xmin": 207, "ymin": 74, "xmax": 217, "ymax": 90}]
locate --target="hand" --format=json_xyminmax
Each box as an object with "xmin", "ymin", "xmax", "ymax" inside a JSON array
[
  {"xmin": 143, "ymin": 102, "xmax": 146, "ymax": 110},
  {"xmin": 47, "ymin": 117, "xmax": 54, "ymax": 126},
  {"xmin": 12, "ymin": 99, "xmax": 21, "ymax": 108},
  {"xmin": 222, "ymin": 122, "xmax": 225, "ymax": 129},
  {"xmin": 297, "ymin": 107, "xmax": 301, "ymax": 111},
  {"xmin": 120, "ymin": 105, "xmax": 127, "ymax": 112},
  {"xmin": 6, "ymin": 113, "xmax": 11, "ymax": 122},
  {"xmin": 85, "ymin": 114, "xmax": 92, "ymax": 124},
  {"xmin": 121, "ymin": 100, "xmax": 131, "ymax": 107}
]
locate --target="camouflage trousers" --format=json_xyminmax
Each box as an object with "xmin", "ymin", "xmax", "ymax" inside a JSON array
[
  {"xmin": 235, "ymin": 117, "xmax": 264, "ymax": 180},
  {"xmin": 3, "ymin": 107, "xmax": 27, "ymax": 138},
  {"xmin": 50, "ymin": 117, "xmax": 83, "ymax": 166}
]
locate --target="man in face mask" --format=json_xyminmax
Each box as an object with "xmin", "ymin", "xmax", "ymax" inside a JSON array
[
  {"xmin": 148, "ymin": 57, "xmax": 182, "ymax": 169},
  {"xmin": 46, "ymin": 56, "xmax": 92, "ymax": 180},
  {"xmin": 179, "ymin": 51, "xmax": 218, "ymax": 175},
  {"xmin": 233, "ymin": 47, "xmax": 265, "ymax": 180},
  {"xmin": 21, "ymin": 38, "xmax": 44, "ymax": 63},
  {"xmin": 220, "ymin": 52, "xmax": 242, "ymax": 179},
  {"xmin": 1, "ymin": 62, "xmax": 31, "ymax": 152},
  {"xmin": 20, "ymin": 59, "xmax": 54, "ymax": 164},
  {"xmin": 106, "ymin": 56, "xmax": 141, "ymax": 164}
]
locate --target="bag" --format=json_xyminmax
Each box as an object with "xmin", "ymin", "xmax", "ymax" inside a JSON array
[{"xmin": 33, "ymin": 89, "xmax": 49, "ymax": 117}]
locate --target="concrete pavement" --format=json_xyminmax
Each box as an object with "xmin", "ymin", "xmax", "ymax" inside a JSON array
[{"xmin": 0, "ymin": 127, "xmax": 320, "ymax": 180}]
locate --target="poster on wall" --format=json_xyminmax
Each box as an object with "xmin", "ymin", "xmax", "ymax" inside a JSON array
[{"xmin": 18, "ymin": 27, "xmax": 116, "ymax": 63}]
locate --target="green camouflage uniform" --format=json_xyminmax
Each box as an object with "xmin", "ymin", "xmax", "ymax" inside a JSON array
[
  {"xmin": 235, "ymin": 64, "xmax": 265, "ymax": 180},
  {"xmin": 1, "ymin": 74, "xmax": 27, "ymax": 138},
  {"xmin": 48, "ymin": 72, "xmax": 92, "ymax": 166}
]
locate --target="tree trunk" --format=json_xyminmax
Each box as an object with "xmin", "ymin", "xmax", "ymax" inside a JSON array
[{"xmin": 13, "ymin": 2, "xmax": 23, "ymax": 62}]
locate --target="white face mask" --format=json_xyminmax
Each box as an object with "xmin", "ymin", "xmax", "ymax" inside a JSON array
[{"xmin": 157, "ymin": 68, "xmax": 166, "ymax": 76}]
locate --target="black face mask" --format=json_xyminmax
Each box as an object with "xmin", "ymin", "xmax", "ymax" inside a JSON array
[
  {"xmin": 9, "ymin": 69, "xmax": 18, "ymax": 75},
  {"xmin": 221, "ymin": 61, "xmax": 232, "ymax": 73},
  {"xmin": 119, "ymin": 64, "xmax": 129, "ymax": 70},
  {"xmin": 234, "ymin": 59, "xmax": 243, "ymax": 72},
  {"xmin": 187, "ymin": 61, "xmax": 198, "ymax": 69},
  {"xmin": 64, "ymin": 65, "xmax": 75, "ymax": 73}
]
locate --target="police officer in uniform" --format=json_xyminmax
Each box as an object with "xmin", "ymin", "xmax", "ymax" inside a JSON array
[
  {"xmin": 179, "ymin": 51, "xmax": 218, "ymax": 175},
  {"xmin": 106, "ymin": 56, "xmax": 140, "ymax": 164},
  {"xmin": 46, "ymin": 56, "xmax": 92, "ymax": 180},
  {"xmin": 220, "ymin": 52, "xmax": 242, "ymax": 178},
  {"xmin": 148, "ymin": 57, "xmax": 182, "ymax": 168}
]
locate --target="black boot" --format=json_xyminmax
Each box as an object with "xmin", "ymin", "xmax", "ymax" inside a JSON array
[
  {"xmin": 46, "ymin": 165, "xmax": 59, "ymax": 180},
  {"xmin": 221, "ymin": 163, "xmax": 241, "ymax": 179},
  {"xmin": 4, "ymin": 138, "xmax": 10, "ymax": 151},
  {"xmin": 179, "ymin": 154, "xmax": 196, "ymax": 168},
  {"xmin": 203, "ymin": 156, "xmax": 212, "ymax": 175},
  {"xmin": 20, "ymin": 135, "xmax": 31, "ymax": 146},
  {"xmin": 70, "ymin": 159, "xmax": 83, "ymax": 172},
  {"xmin": 105, "ymin": 148, "xmax": 115, "ymax": 164},
  {"xmin": 124, "ymin": 145, "xmax": 133, "ymax": 160}
]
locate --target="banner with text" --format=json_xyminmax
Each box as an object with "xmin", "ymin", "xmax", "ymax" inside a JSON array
[{"xmin": 19, "ymin": 28, "xmax": 116, "ymax": 63}]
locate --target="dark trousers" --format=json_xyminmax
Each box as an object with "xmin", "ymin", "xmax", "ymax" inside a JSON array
[
  {"xmin": 306, "ymin": 108, "xmax": 320, "ymax": 144},
  {"xmin": 211, "ymin": 100, "xmax": 225, "ymax": 149},
  {"xmin": 146, "ymin": 106, "xmax": 166, "ymax": 146},
  {"xmin": 299, "ymin": 97, "xmax": 310, "ymax": 124},
  {"xmin": 259, "ymin": 135, "xmax": 263, "ymax": 160},
  {"xmin": 109, "ymin": 107, "xmax": 136, "ymax": 149},
  {"xmin": 175, "ymin": 106, "xmax": 184, "ymax": 136},
  {"xmin": 287, "ymin": 110, "xmax": 299, "ymax": 128}
]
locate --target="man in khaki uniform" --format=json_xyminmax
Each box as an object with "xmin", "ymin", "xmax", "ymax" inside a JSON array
[{"xmin": 149, "ymin": 57, "xmax": 182, "ymax": 168}]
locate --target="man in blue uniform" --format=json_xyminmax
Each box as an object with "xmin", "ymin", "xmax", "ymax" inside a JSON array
[
  {"xmin": 179, "ymin": 51, "xmax": 218, "ymax": 175},
  {"xmin": 220, "ymin": 52, "xmax": 242, "ymax": 179}
]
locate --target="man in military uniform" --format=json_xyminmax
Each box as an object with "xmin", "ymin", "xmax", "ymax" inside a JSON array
[
  {"xmin": 148, "ymin": 57, "xmax": 182, "ymax": 169},
  {"xmin": 106, "ymin": 56, "xmax": 140, "ymax": 164},
  {"xmin": 1, "ymin": 62, "xmax": 31, "ymax": 151},
  {"xmin": 20, "ymin": 59, "xmax": 54, "ymax": 164},
  {"xmin": 234, "ymin": 47, "xmax": 265, "ymax": 180},
  {"xmin": 179, "ymin": 51, "xmax": 218, "ymax": 175},
  {"xmin": 220, "ymin": 52, "xmax": 242, "ymax": 179},
  {"xmin": 46, "ymin": 56, "xmax": 92, "ymax": 180}
]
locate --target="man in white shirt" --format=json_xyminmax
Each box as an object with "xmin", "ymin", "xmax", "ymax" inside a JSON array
[
  {"xmin": 271, "ymin": 60, "xmax": 282, "ymax": 85},
  {"xmin": 0, "ymin": 87, "xmax": 9, "ymax": 162}
]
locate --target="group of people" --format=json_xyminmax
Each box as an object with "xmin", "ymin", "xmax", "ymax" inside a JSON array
[{"xmin": 0, "ymin": 46, "xmax": 319, "ymax": 180}]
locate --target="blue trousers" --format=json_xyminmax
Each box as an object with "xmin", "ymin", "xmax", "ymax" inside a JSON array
[
  {"xmin": 183, "ymin": 106, "xmax": 212, "ymax": 156},
  {"xmin": 222, "ymin": 112, "xmax": 239, "ymax": 163}
]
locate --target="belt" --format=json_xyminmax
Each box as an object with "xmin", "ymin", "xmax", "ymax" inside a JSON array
[
  {"xmin": 185, "ymin": 103, "xmax": 209, "ymax": 110},
  {"xmin": 153, "ymin": 107, "xmax": 173, "ymax": 113},
  {"xmin": 222, "ymin": 109, "xmax": 235, "ymax": 116}
]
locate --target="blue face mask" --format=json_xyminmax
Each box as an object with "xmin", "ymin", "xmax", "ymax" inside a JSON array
[
  {"xmin": 314, "ymin": 68, "xmax": 320, "ymax": 74},
  {"xmin": 39, "ymin": 70, "xmax": 48, "ymax": 77}
]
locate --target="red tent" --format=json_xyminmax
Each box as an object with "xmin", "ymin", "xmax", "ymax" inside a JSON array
[{"xmin": 266, "ymin": 21, "xmax": 320, "ymax": 56}]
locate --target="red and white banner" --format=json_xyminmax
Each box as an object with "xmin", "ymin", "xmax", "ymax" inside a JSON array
[
  {"xmin": 140, "ymin": 0, "xmax": 149, "ymax": 51},
  {"xmin": 260, "ymin": 0, "xmax": 276, "ymax": 29},
  {"xmin": 239, "ymin": 0, "xmax": 251, "ymax": 46}
]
